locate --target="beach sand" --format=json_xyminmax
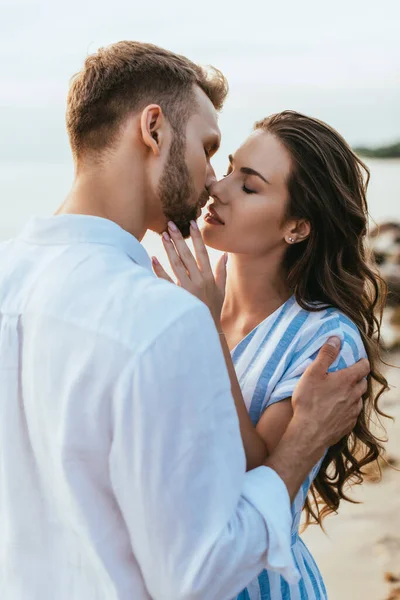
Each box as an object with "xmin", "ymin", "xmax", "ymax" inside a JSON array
[{"xmin": 302, "ymin": 351, "xmax": 400, "ymax": 600}]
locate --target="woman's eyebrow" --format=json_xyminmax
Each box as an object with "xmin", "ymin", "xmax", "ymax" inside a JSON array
[{"xmin": 228, "ymin": 154, "xmax": 270, "ymax": 184}]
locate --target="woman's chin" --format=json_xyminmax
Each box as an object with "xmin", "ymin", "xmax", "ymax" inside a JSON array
[{"xmin": 201, "ymin": 222, "xmax": 229, "ymax": 252}]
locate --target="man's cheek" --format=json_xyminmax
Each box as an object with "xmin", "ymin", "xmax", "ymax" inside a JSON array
[
  {"xmin": 191, "ymin": 165, "xmax": 206, "ymax": 199},
  {"xmin": 198, "ymin": 158, "xmax": 208, "ymax": 190}
]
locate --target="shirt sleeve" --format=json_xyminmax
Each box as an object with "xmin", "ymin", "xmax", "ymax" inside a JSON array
[
  {"xmin": 268, "ymin": 313, "xmax": 367, "ymax": 408},
  {"xmin": 109, "ymin": 300, "xmax": 299, "ymax": 600}
]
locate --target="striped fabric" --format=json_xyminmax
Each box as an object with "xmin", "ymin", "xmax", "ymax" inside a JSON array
[{"xmin": 234, "ymin": 295, "xmax": 366, "ymax": 600}]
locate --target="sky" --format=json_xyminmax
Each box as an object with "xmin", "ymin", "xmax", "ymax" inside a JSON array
[{"xmin": 1, "ymin": 0, "xmax": 399, "ymax": 174}]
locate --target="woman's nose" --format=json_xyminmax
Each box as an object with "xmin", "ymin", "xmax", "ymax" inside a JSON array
[{"xmin": 208, "ymin": 177, "xmax": 228, "ymax": 204}]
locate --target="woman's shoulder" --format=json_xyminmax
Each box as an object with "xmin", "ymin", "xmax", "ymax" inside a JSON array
[
  {"xmin": 264, "ymin": 302, "xmax": 367, "ymax": 408},
  {"xmin": 296, "ymin": 302, "xmax": 357, "ymax": 328},
  {"xmin": 292, "ymin": 301, "xmax": 366, "ymax": 365}
]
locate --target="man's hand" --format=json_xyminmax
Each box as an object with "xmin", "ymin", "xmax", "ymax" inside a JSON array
[
  {"xmin": 265, "ymin": 337, "xmax": 370, "ymax": 502},
  {"xmin": 291, "ymin": 336, "xmax": 369, "ymax": 448}
]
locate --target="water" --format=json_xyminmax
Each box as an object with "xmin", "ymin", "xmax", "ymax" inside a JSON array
[{"xmin": 0, "ymin": 158, "xmax": 399, "ymax": 264}]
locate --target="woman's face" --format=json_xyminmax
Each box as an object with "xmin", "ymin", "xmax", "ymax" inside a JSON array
[{"xmin": 202, "ymin": 129, "xmax": 293, "ymax": 255}]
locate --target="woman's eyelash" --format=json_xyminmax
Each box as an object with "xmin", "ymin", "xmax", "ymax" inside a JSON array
[
  {"xmin": 222, "ymin": 169, "xmax": 255, "ymax": 193},
  {"xmin": 242, "ymin": 184, "xmax": 256, "ymax": 194}
]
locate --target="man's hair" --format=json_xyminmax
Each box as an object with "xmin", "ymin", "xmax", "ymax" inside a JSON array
[{"xmin": 66, "ymin": 41, "xmax": 228, "ymax": 158}]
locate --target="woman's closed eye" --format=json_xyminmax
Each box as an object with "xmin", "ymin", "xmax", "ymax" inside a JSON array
[
  {"xmin": 222, "ymin": 163, "xmax": 256, "ymax": 193},
  {"xmin": 242, "ymin": 183, "xmax": 256, "ymax": 194}
]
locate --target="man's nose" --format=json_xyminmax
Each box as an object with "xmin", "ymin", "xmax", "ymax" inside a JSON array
[{"xmin": 205, "ymin": 162, "xmax": 217, "ymax": 191}]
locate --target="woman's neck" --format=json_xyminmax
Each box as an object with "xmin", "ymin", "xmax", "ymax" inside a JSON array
[{"xmin": 222, "ymin": 250, "xmax": 291, "ymax": 336}]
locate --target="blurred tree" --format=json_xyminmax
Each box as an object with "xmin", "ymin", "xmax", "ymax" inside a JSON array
[{"xmin": 354, "ymin": 142, "xmax": 400, "ymax": 158}]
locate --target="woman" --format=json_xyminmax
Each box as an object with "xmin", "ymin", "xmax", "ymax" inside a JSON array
[{"xmin": 152, "ymin": 111, "xmax": 388, "ymax": 599}]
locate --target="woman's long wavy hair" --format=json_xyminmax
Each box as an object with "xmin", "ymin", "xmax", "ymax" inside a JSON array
[{"xmin": 255, "ymin": 111, "xmax": 390, "ymax": 527}]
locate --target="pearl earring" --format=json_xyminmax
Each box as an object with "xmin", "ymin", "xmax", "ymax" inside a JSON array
[{"xmin": 288, "ymin": 237, "xmax": 294, "ymax": 243}]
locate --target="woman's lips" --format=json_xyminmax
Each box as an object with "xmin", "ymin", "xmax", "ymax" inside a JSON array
[{"xmin": 205, "ymin": 205, "xmax": 225, "ymax": 225}]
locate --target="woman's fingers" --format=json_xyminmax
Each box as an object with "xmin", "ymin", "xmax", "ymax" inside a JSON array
[
  {"xmin": 167, "ymin": 222, "xmax": 201, "ymax": 282},
  {"xmin": 190, "ymin": 220, "xmax": 213, "ymax": 275},
  {"xmin": 161, "ymin": 232, "xmax": 192, "ymax": 287},
  {"xmin": 215, "ymin": 253, "xmax": 228, "ymax": 296},
  {"xmin": 151, "ymin": 256, "xmax": 174, "ymax": 283}
]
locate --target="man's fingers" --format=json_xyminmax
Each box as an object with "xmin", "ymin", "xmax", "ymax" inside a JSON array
[
  {"xmin": 353, "ymin": 378, "xmax": 368, "ymax": 400},
  {"xmin": 345, "ymin": 358, "xmax": 370, "ymax": 384},
  {"xmin": 356, "ymin": 397, "xmax": 363, "ymax": 415},
  {"xmin": 349, "ymin": 398, "xmax": 363, "ymax": 431},
  {"xmin": 151, "ymin": 257, "xmax": 174, "ymax": 283},
  {"xmin": 310, "ymin": 337, "xmax": 341, "ymax": 374}
]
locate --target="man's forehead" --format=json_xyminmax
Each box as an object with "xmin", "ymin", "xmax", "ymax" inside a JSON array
[{"xmin": 192, "ymin": 86, "xmax": 220, "ymax": 138}]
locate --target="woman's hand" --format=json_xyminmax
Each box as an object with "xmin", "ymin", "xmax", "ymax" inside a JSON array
[
  {"xmin": 152, "ymin": 220, "xmax": 227, "ymax": 327},
  {"xmin": 154, "ymin": 220, "xmax": 269, "ymax": 471}
]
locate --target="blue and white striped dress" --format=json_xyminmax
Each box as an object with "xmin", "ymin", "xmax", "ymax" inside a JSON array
[{"xmin": 234, "ymin": 295, "xmax": 366, "ymax": 600}]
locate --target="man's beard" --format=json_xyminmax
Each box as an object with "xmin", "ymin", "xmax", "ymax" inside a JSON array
[{"xmin": 158, "ymin": 132, "xmax": 209, "ymax": 239}]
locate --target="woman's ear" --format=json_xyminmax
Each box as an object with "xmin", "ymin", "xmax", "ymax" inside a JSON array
[
  {"xmin": 294, "ymin": 219, "xmax": 311, "ymax": 242},
  {"xmin": 140, "ymin": 105, "xmax": 164, "ymax": 156},
  {"xmin": 285, "ymin": 219, "xmax": 311, "ymax": 245}
]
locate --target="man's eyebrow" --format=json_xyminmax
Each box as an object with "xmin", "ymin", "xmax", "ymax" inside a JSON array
[{"xmin": 228, "ymin": 154, "xmax": 270, "ymax": 184}]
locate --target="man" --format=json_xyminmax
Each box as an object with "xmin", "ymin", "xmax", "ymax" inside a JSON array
[{"xmin": 0, "ymin": 42, "xmax": 368, "ymax": 599}]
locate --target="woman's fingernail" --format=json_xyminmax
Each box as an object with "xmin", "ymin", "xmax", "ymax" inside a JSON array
[
  {"xmin": 190, "ymin": 220, "xmax": 198, "ymax": 230},
  {"xmin": 168, "ymin": 221, "xmax": 178, "ymax": 232},
  {"xmin": 152, "ymin": 256, "xmax": 159, "ymax": 266},
  {"xmin": 162, "ymin": 232, "xmax": 170, "ymax": 242}
]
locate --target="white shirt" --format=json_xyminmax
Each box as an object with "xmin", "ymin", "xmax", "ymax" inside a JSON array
[{"xmin": 0, "ymin": 215, "xmax": 298, "ymax": 600}]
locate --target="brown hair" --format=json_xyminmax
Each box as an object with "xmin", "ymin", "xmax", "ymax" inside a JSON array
[
  {"xmin": 255, "ymin": 110, "xmax": 389, "ymax": 527},
  {"xmin": 66, "ymin": 41, "xmax": 228, "ymax": 158}
]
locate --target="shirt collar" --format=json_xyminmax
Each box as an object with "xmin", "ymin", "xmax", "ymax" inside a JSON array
[{"xmin": 18, "ymin": 214, "xmax": 154, "ymax": 273}]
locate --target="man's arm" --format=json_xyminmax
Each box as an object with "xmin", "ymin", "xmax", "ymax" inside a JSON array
[{"xmin": 109, "ymin": 301, "xmax": 298, "ymax": 600}]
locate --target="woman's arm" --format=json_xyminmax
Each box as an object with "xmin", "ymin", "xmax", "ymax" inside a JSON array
[
  {"xmin": 255, "ymin": 399, "xmax": 293, "ymax": 454},
  {"xmin": 220, "ymin": 329, "xmax": 294, "ymax": 464},
  {"xmin": 217, "ymin": 331, "xmax": 269, "ymax": 469}
]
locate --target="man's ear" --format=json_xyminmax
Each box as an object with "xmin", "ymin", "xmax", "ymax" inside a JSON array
[{"xmin": 140, "ymin": 105, "xmax": 165, "ymax": 156}]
